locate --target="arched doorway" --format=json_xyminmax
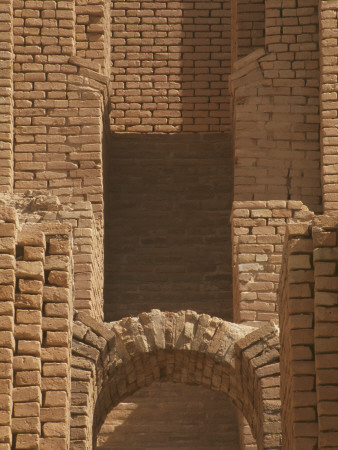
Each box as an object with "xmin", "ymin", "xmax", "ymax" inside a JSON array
[{"xmin": 70, "ymin": 310, "xmax": 281, "ymax": 449}]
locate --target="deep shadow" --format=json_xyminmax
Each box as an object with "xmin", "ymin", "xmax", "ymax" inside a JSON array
[{"xmin": 103, "ymin": 133, "xmax": 233, "ymax": 322}]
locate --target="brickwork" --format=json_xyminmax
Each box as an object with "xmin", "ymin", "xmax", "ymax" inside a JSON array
[
  {"xmin": 13, "ymin": 54, "xmax": 109, "ymax": 220},
  {"xmin": 104, "ymin": 133, "xmax": 233, "ymax": 322},
  {"xmin": 278, "ymin": 221, "xmax": 317, "ymax": 449},
  {"xmin": 319, "ymin": 2, "xmax": 338, "ymax": 212},
  {"xmin": 0, "ymin": 204, "xmax": 74, "ymax": 450},
  {"xmin": 277, "ymin": 215, "xmax": 338, "ymax": 449},
  {"xmin": 75, "ymin": 0, "xmax": 111, "ymax": 76},
  {"xmin": 1, "ymin": 0, "xmax": 338, "ymax": 448},
  {"xmin": 231, "ymin": 1, "xmax": 321, "ymax": 214},
  {"xmin": 109, "ymin": 0, "xmax": 231, "ymax": 133},
  {"xmin": 0, "ymin": 205, "xmax": 15, "ymax": 448},
  {"xmin": 312, "ymin": 215, "xmax": 338, "ymax": 449},
  {"xmin": 232, "ymin": 200, "xmax": 314, "ymax": 327},
  {"xmin": 97, "ymin": 383, "xmax": 240, "ymax": 449},
  {"xmin": 230, "ymin": 0, "xmax": 265, "ymax": 67},
  {"xmin": 0, "ymin": 0, "xmax": 14, "ymax": 193},
  {"xmin": 69, "ymin": 310, "xmax": 281, "ymax": 449}
]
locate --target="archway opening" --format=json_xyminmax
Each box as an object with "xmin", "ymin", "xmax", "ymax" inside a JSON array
[{"xmin": 96, "ymin": 381, "xmax": 242, "ymax": 449}]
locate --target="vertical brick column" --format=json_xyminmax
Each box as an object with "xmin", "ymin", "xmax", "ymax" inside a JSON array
[
  {"xmin": 319, "ymin": 1, "xmax": 338, "ymax": 212},
  {"xmin": 279, "ymin": 222, "xmax": 318, "ymax": 449},
  {"xmin": 13, "ymin": 0, "xmax": 76, "ymax": 193},
  {"xmin": 313, "ymin": 216, "xmax": 338, "ymax": 448},
  {"xmin": 0, "ymin": 206, "xmax": 16, "ymax": 449},
  {"xmin": 40, "ymin": 227, "xmax": 72, "ymax": 449},
  {"xmin": 58, "ymin": 202, "xmax": 103, "ymax": 320},
  {"xmin": 13, "ymin": 228, "xmax": 45, "ymax": 450},
  {"xmin": 0, "ymin": 0, "xmax": 14, "ymax": 193}
]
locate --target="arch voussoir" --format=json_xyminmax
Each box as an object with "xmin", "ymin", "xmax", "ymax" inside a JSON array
[{"xmin": 70, "ymin": 310, "xmax": 281, "ymax": 450}]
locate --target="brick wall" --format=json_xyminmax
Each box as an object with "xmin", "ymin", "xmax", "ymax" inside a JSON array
[
  {"xmin": 232, "ymin": 200, "xmax": 314, "ymax": 327},
  {"xmin": 319, "ymin": 2, "xmax": 338, "ymax": 212},
  {"xmin": 0, "ymin": 204, "xmax": 75, "ymax": 450},
  {"xmin": 230, "ymin": 0, "xmax": 265, "ymax": 67},
  {"xmin": 75, "ymin": 0, "xmax": 111, "ymax": 75},
  {"xmin": 12, "ymin": 1, "xmax": 110, "ymax": 221},
  {"xmin": 1, "ymin": 192, "xmax": 104, "ymax": 320},
  {"xmin": 97, "ymin": 383, "xmax": 240, "ymax": 449},
  {"xmin": 0, "ymin": 205, "xmax": 16, "ymax": 448},
  {"xmin": 0, "ymin": 0, "xmax": 13, "ymax": 193},
  {"xmin": 278, "ymin": 215, "xmax": 338, "ymax": 448},
  {"xmin": 312, "ymin": 215, "xmax": 338, "ymax": 449},
  {"xmin": 278, "ymin": 222, "xmax": 317, "ymax": 449},
  {"xmin": 110, "ymin": 0, "xmax": 231, "ymax": 133},
  {"xmin": 104, "ymin": 133, "xmax": 233, "ymax": 322},
  {"xmin": 231, "ymin": 1, "xmax": 321, "ymax": 214},
  {"xmin": 13, "ymin": 56, "xmax": 109, "ymax": 221}
]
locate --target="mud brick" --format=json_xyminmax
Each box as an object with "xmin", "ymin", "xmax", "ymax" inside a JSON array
[
  {"xmin": 16, "ymin": 261, "xmax": 44, "ymax": 281},
  {"xmin": 17, "ymin": 340, "xmax": 41, "ymax": 357},
  {"xmin": 18, "ymin": 279, "xmax": 43, "ymax": 295},
  {"xmin": 15, "ymin": 434, "xmax": 39, "ymax": 449},
  {"xmin": 44, "ymin": 390, "xmax": 67, "ymax": 407},
  {"xmin": 15, "ymin": 294, "xmax": 42, "ymax": 310},
  {"xmin": 23, "ymin": 246, "xmax": 44, "ymax": 262},
  {"xmin": 42, "ymin": 363, "xmax": 68, "ymax": 378},
  {"xmin": 12, "ymin": 386, "xmax": 41, "ymax": 403},
  {"xmin": 48, "ymin": 270, "xmax": 69, "ymax": 287}
]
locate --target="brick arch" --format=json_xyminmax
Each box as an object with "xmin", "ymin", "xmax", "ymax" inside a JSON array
[{"xmin": 70, "ymin": 310, "xmax": 281, "ymax": 449}]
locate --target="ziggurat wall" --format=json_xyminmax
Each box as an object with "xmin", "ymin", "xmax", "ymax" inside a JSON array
[{"xmin": 0, "ymin": 0, "xmax": 338, "ymax": 448}]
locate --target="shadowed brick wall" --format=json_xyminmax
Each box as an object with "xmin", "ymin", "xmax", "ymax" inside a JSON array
[
  {"xmin": 231, "ymin": 1, "xmax": 322, "ymax": 214},
  {"xmin": 104, "ymin": 133, "xmax": 233, "ymax": 322},
  {"xmin": 97, "ymin": 383, "xmax": 240, "ymax": 449},
  {"xmin": 231, "ymin": 0, "xmax": 265, "ymax": 67}
]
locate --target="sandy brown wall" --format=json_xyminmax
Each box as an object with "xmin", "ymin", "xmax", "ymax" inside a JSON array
[
  {"xmin": 110, "ymin": 0, "xmax": 231, "ymax": 133},
  {"xmin": 104, "ymin": 133, "xmax": 233, "ymax": 322}
]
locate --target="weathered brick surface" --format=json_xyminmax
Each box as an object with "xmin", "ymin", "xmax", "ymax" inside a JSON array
[
  {"xmin": 231, "ymin": 0, "xmax": 265, "ymax": 67},
  {"xmin": 278, "ymin": 221, "xmax": 317, "ymax": 449},
  {"xmin": 75, "ymin": 0, "xmax": 111, "ymax": 76},
  {"xmin": 109, "ymin": 0, "xmax": 231, "ymax": 133},
  {"xmin": 1, "ymin": 0, "xmax": 338, "ymax": 448},
  {"xmin": 0, "ymin": 207, "xmax": 16, "ymax": 447},
  {"xmin": 232, "ymin": 200, "xmax": 314, "ymax": 327},
  {"xmin": 231, "ymin": 2, "xmax": 321, "ymax": 214},
  {"xmin": 320, "ymin": 2, "xmax": 338, "ymax": 212},
  {"xmin": 97, "ymin": 382, "xmax": 240, "ymax": 449},
  {"xmin": 70, "ymin": 310, "xmax": 280, "ymax": 449},
  {"xmin": 313, "ymin": 215, "xmax": 338, "ymax": 449},
  {"xmin": 0, "ymin": 0, "xmax": 13, "ymax": 193}
]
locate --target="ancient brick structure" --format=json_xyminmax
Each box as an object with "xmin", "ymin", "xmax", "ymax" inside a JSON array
[{"xmin": 1, "ymin": 0, "xmax": 338, "ymax": 449}]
